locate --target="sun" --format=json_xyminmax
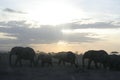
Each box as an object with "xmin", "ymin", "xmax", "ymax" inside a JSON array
[{"xmin": 26, "ymin": 1, "xmax": 83, "ymax": 25}]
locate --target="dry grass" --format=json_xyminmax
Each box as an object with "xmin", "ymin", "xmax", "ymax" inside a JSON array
[{"xmin": 0, "ymin": 53, "xmax": 120, "ymax": 80}]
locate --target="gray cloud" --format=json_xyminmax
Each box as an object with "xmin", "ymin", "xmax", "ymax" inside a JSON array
[
  {"xmin": 63, "ymin": 33, "xmax": 100, "ymax": 43},
  {"xmin": 3, "ymin": 8, "xmax": 26, "ymax": 14},
  {"xmin": 0, "ymin": 21, "xmax": 62, "ymax": 45},
  {"xmin": 60, "ymin": 21, "xmax": 120, "ymax": 29},
  {"xmin": 0, "ymin": 20, "xmax": 30, "ymax": 27},
  {"xmin": 0, "ymin": 20, "xmax": 101, "ymax": 47}
]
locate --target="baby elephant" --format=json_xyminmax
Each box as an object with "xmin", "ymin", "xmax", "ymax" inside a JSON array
[{"xmin": 36, "ymin": 53, "xmax": 52, "ymax": 67}]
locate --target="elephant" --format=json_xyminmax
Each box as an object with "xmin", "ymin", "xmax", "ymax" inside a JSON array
[
  {"xmin": 54, "ymin": 51, "xmax": 78, "ymax": 68},
  {"xmin": 36, "ymin": 52, "xmax": 52, "ymax": 67},
  {"xmin": 82, "ymin": 50, "xmax": 109, "ymax": 69},
  {"xmin": 108, "ymin": 54, "xmax": 120, "ymax": 70},
  {"xmin": 9, "ymin": 47, "xmax": 36, "ymax": 66}
]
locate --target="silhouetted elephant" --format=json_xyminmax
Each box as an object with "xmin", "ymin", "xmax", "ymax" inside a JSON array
[
  {"xmin": 108, "ymin": 54, "xmax": 120, "ymax": 70},
  {"xmin": 54, "ymin": 51, "xmax": 78, "ymax": 67},
  {"xmin": 9, "ymin": 47, "xmax": 36, "ymax": 66},
  {"xmin": 0, "ymin": 55, "xmax": 1, "ymax": 63},
  {"xmin": 36, "ymin": 52, "xmax": 52, "ymax": 67},
  {"xmin": 82, "ymin": 50, "xmax": 108, "ymax": 69}
]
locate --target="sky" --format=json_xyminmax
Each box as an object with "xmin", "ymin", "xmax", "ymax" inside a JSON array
[{"xmin": 0, "ymin": 0, "xmax": 120, "ymax": 53}]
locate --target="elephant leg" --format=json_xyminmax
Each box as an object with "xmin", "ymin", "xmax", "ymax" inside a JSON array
[
  {"xmin": 15, "ymin": 58, "xmax": 18, "ymax": 66},
  {"xmin": 15, "ymin": 57, "xmax": 19, "ymax": 66},
  {"xmin": 71, "ymin": 61, "xmax": 78, "ymax": 68},
  {"xmin": 49, "ymin": 61, "xmax": 52, "ymax": 66},
  {"xmin": 51, "ymin": 62, "xmax": 53, "ymax": 66},
  {"xmin": 32, "ymin": 60, "xmax": 35, "ymax": 66},
  {"xmin": 30, "ymin": 60, "xmax": 33, "ymax": 67},
  {"xmin": 71, "ymin": 61, "xmax": 76, "ymax": 67},
  {"xmin": 15, "ymin": 58, "xmax": 22, "ymax": 66},
  {"xmin": 71, "ymin": 62, "xmax": 73, "ymax": 66},
  {"xmin": 47, "ymin": 62, "xmax": 51, "ymax": 66},
  {"xmin": 88, "ymin": 59, "xmax": 92, "ymax": 69},
  {"xmin": 103, "ymin": 63, "xmax": 107, "ymax": 69},
  {"xmin": 19, "ymin": 59, "xmax": 22, "ymax": 67},
  {"xmin": 36, "ymin": 58, "xmax": 39, "ymax": 66},
  {"xmin": 94, "ymin": 61, "xmax": 98, "ymax": 69},
  {"xmin": 63, "ymin": 60, "xmax": 65, "ymax": 66},
  {"xmin": 118, "ymin": 63, "xmax": 120, "ymax": 70},
  {"xmin": 99, "ymin": 63, "xmax": 102, "ymax": 68},
  {"xmin": 58, "ymin": 59, "xmax": 62, "ymax": 65},
  {"xmin": 31, "ymin": 58, "xmax": 35, "ymax": 67},
  {"xmin": 41, "ymin": 61, "xmax": 45, "ymax": 67},
  {"xmin": 109, "ymin": 63, "xmax": 113, "ymax": 70},
  {"xmin": 82, "ymin": 58, "xmax": 85, "ymax": 69},
  {"xmin": 16, "ymin": 56, "xmax": 22, "ymax": 67},
  {"xmin": 70, "ymin": 61, "xmax": 74, "ymax": 66}
]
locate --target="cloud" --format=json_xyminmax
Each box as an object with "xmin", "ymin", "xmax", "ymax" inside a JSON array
[
  {"xmin": 0, "ymin": 21, "xmax": 62, "ymax": 44},
  {"xmin": 0, "ymin": 20, "xmax": 30, "ymax": 28},
  {"xmin": 3, "ymin": 8, "xmax": 26, "ymax": 14},
  {"xmin": 63, "ymin": 33, "xmax": 100, "ymax": 43},
  {"xmin": 0, "ymin": 32, "xmax": 17, "ymax": 40},
  {"xmin": 60, "ymin": 21, "xmax": 120, "ymax": 29},
  {"xmin": 0, "ymin": 20, "xmax": 100, "ymax": 47}
]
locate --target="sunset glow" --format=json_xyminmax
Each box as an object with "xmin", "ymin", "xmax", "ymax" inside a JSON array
[
  {"xmin": 26, "ymin": 1, "xmax": 84, "ymax": 25},
  {"xmin": 0, "ymin": 0, "xmax": 120, "ymax": 53}
]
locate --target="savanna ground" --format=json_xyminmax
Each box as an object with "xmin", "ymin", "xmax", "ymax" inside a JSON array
[{"xmin": 0, "ymin": 53, "xmax": 120, "ymax": 80}]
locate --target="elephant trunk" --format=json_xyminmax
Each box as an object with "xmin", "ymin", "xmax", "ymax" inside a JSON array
[{"xmin": 9, "ymin": 53, "xmax": 12, "ymax": 66}]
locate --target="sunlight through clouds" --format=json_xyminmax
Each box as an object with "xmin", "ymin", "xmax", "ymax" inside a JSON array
[
  {"xmin": 62, "ymin": 28, "xmax": 120, "ymax": 39},
  {"xmin": 26, "ymin": 0, "xmax": 84, "ymax": 25},
  {"xmin": 0, "ymin": 32, "xmax": 17, "ymax": 39},
  {"xmin": 0, "ymin": 0, "xmax": 120, "ymax": 52}
]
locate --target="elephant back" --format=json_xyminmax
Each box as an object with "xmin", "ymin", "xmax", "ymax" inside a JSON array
[
  {"xmin": 56, "ymin": 51, "xmax": 76, "ymax": 63},
  {"xmin": 10, "ymin": 47, "xmax": 35, "ymax": 59},
  {"xmin": 10, "ymin": 47, "xmax": 24, "ymax": 55},
  {"xmin": 54, "ymin": 52, "xmax": 67, "ymax": 60},
  {"xmin": 23, "ymin": 47, "xmax": 35, "ymax": 58},
  {"xmin": 83, "ymin": 50, "xmax": 108, "ymax": 59},
  {"xmin": 66, "ymin": 51, "xmax": 76, "ymax": 62},
  {"xmin": 38, "ymin": 53, "xmax": 52, "ymax": 61},
  {"xmin": 83, "ymin": 50, "xmax": 109, "ymax": 64}
]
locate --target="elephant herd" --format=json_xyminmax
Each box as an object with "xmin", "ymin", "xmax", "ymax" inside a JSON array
[
  {"xmin": 9, "ymin": 47, "xmax": 77, "ymax": 67},
  {"xmin": 9, "ymin": 46, "xmax": 120, "ymax": 70},
  {"xmin": 82, "ymin": 50, "xmax": 120, "ymax": 70}
]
